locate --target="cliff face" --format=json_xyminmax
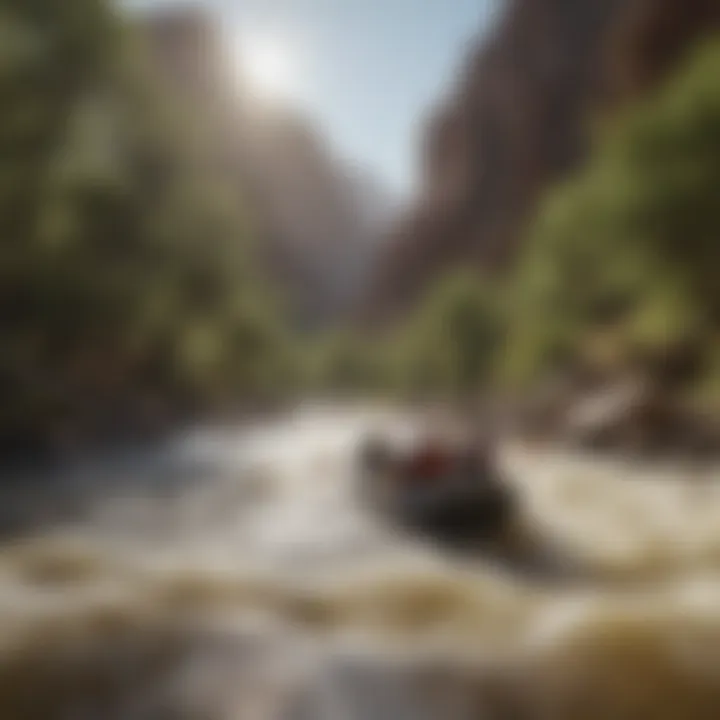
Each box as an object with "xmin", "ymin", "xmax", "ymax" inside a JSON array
[
  {"xmin": 606, "ymin": 0, "xmax": 720, "ymax": 104},
  {"xmin": 370, "ymin": 0, "xmax": 720, "ymax": 320},
  {"xmin": 142, "ymin": 8, "xmax": 386, "ymax": 330}
]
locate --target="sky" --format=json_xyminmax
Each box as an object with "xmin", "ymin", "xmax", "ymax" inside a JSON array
[{"xmin": 126, "ymin": 0, "xmax": 499, "ymax": 195}]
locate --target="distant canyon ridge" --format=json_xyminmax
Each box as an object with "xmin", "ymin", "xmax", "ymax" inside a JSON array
[
  {"xmin": 142, "ymin": 7, "xmax": 393, "ymax": 331},
  {"xmin": 142, "ymin": 1, "xmax": 719, "ymax": 329}
]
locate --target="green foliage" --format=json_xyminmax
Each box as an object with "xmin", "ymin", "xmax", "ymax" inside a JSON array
[
  {"xmin": 0, "ymin": 0, "xmax": 292, "ymax": 450},
  {"xmin": 306, "ymin": 272, "xmax": 504, "ymax": 399},
  {"xmin": 394, "ymin": 271, "xmax": 505, "ymax": 398},
  {"xmin": 307, "ymin": 332, "xmax": 392, "ymax": 395},
  {"xmin": 508, "ymin": 37, "xmax": 720, "ymax": 388}
]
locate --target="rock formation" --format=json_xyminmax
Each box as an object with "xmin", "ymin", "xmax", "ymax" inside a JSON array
[
  {"xmin": 369, "ymin": 0, "xmax": 720, "ymax": 320},
  {"xmin": 141, "ymin": 7, "xmax": 388, "ymax": 330}
]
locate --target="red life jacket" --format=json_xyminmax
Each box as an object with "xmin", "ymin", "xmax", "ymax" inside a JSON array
[{"xmin": 405, "ymin": 444, "xmax": 451, "ymax": 484}]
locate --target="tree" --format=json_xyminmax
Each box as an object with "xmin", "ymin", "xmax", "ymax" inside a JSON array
[
  {"xmin": 508, "ymin": 38, "xmax": 720, "ymax": 390},
  {"xmin": 0, "ymin": 0, "xmax": 293, "ymax": 453},
  {"xmin": 398, "ymin": 271, "xmax": 504, "ymax": 398}
]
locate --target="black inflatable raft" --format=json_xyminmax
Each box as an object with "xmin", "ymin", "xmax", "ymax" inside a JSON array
[{"xmin": 356, "ymin": 436, "xmax": 516, "ymax": 546}]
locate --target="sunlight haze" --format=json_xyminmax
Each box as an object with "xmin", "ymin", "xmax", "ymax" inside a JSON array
[
  {"xmin": 125, "ymin": 0, "xmax": 499, "ymax": 193},
  {"xmin": 234, "ymin": 31, "xmax": 304, "ymax": 102}
]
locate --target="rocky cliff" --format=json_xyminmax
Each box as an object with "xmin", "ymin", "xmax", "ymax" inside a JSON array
[
  {"xmin": 370, "ymin": 0, "xmax": 720, "ymax": 320},
  {"xmin": 141, "ymin": 7, "xmax": 387, "ymax": 330}
]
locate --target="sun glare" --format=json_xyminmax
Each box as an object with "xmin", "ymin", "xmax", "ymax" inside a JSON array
[{"xmin": 236, "ymin": 34, "xmax": 298, "ymax": 102}]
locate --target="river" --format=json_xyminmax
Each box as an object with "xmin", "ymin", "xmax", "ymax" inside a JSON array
[{"xmin": 1, "ymin": 402, "xmax": 720, "ymax": 719}]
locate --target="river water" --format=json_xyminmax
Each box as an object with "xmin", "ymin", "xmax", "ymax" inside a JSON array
[{"xmin": 1, "ymin": 402, "xmax": 720, "ymax": 719}]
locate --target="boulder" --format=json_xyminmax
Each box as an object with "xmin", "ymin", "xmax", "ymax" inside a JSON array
[{"xmin": 563, "ymin": 378, "xmax": 720, "ymax": 458}]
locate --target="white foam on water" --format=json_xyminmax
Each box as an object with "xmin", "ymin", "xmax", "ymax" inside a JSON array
[{"xmin": 3, "ymin": 404, "xmax": 720, "ymax": 717}]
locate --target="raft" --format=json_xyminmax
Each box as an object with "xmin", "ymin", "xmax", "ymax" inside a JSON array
[{"xmin": 356, "ymin": 437, "xmax": 516, "ymax": 545}]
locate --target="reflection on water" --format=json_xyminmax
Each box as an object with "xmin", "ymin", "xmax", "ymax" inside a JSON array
[{"xmin": 1, "ymin": 403, "xmax": 720, "ymax": 718}]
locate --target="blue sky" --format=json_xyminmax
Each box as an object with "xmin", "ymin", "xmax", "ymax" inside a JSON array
[{"xmin": 126, "ymin": 0, "xmax": 499, "ymax": 194}]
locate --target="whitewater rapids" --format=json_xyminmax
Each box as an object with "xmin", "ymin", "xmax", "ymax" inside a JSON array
[{"xmin": 1, "ymin": 402, "xmax": 720, "ymax": 719}]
